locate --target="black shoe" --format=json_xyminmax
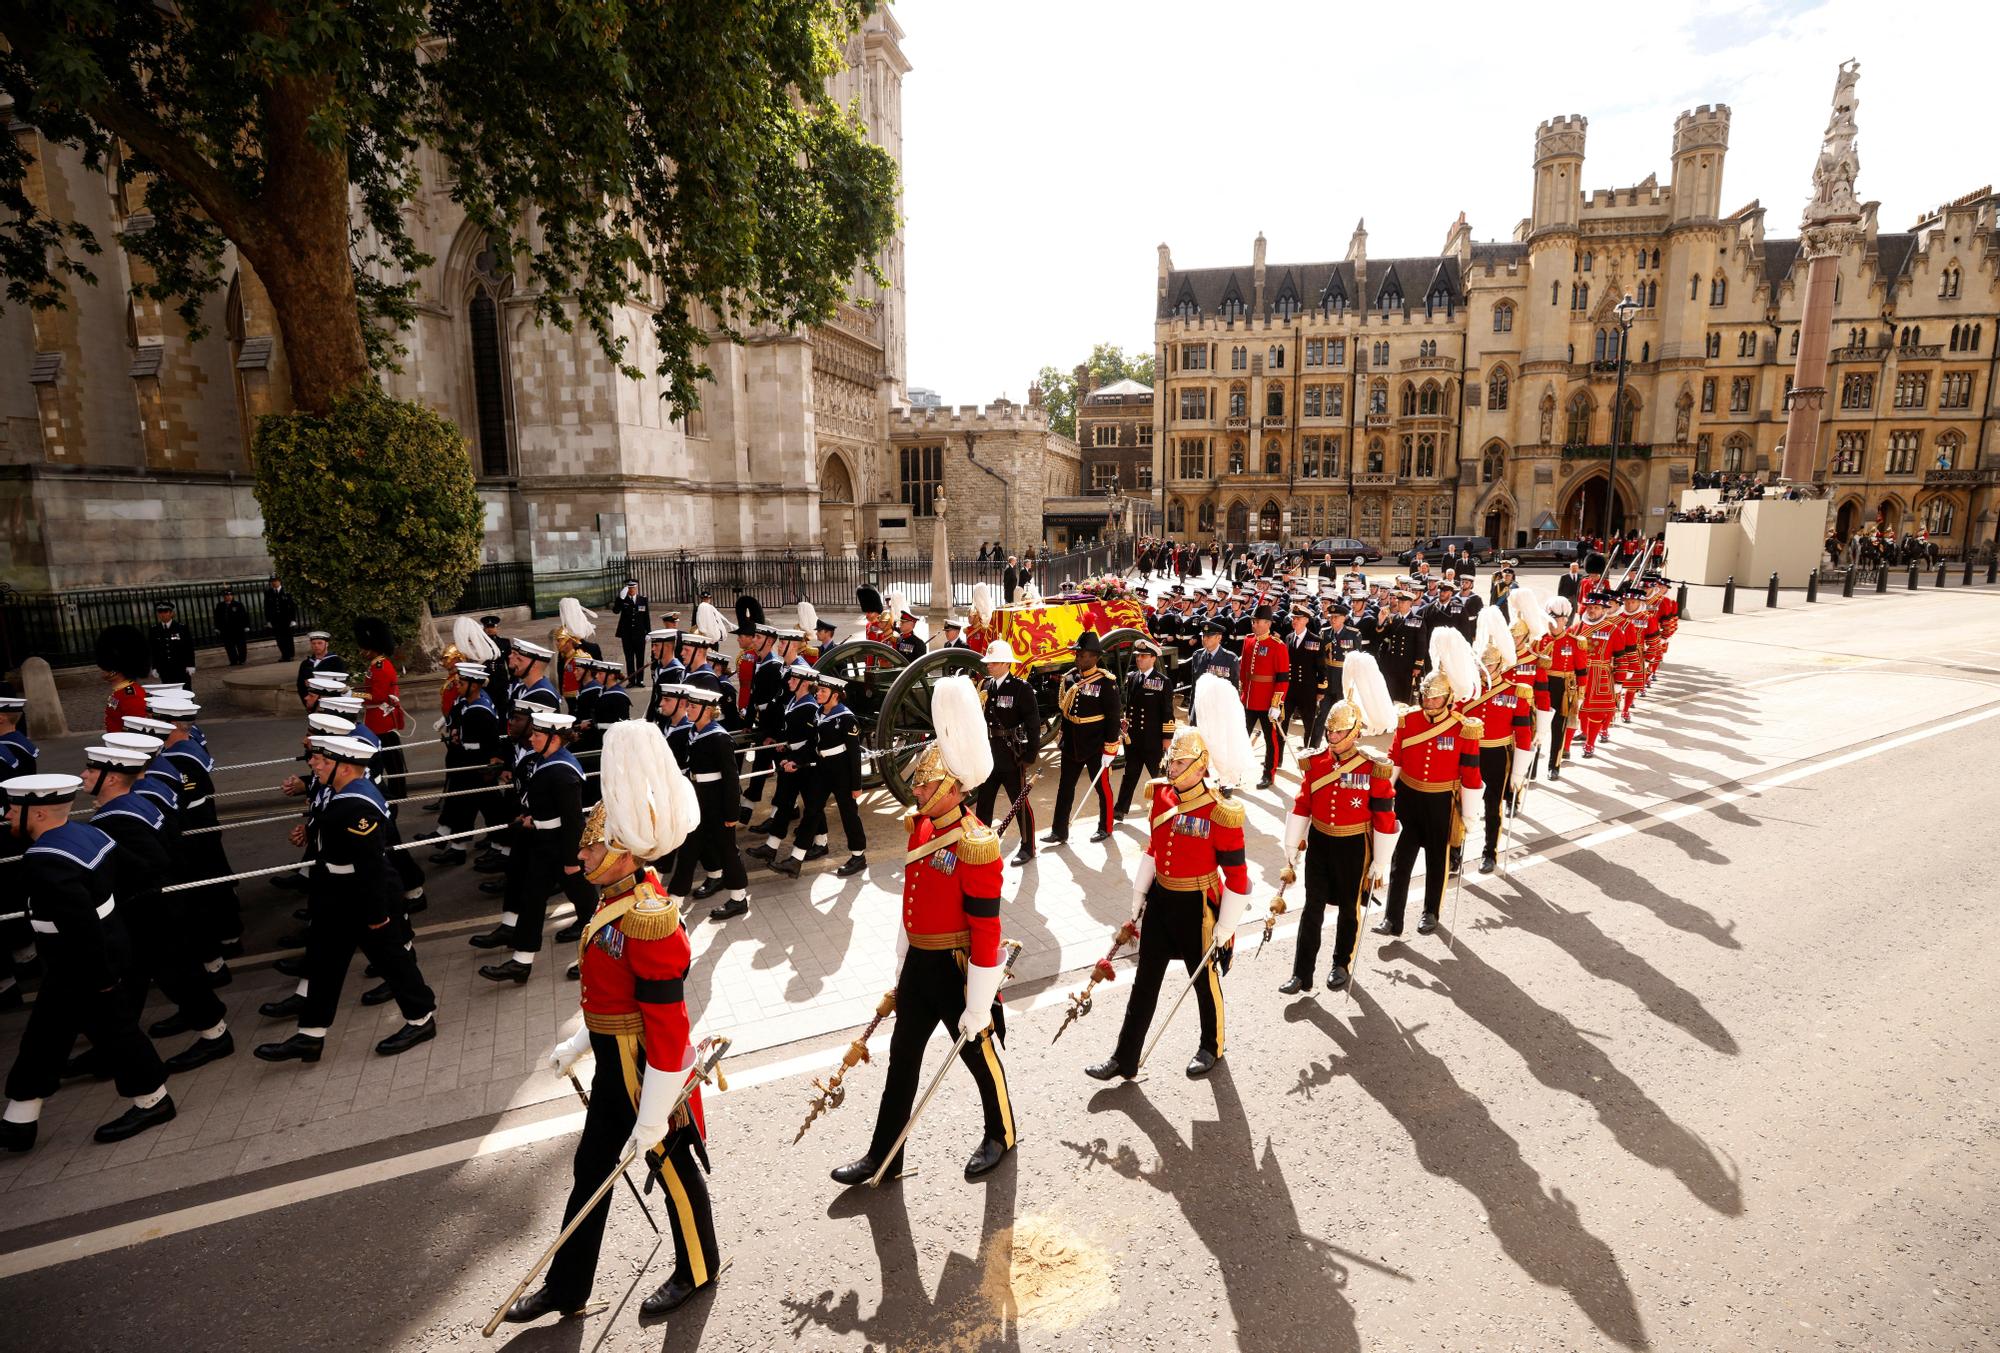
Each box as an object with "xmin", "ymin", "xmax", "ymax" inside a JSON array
[
  {"xmin": 473, "ymin": 854, "xmax": 509, "ymax": 874},
  {"xmin": 61, "ymin": 1051, "xmax": 111, "ymax": 1082},
  {"xmin": 1417, "ymin": 913, "xmax": 1439, "ymax": 936},
  {"xmin": 479, "ymin": 959, "xmax": 533, "ymax": 985},
  {"xmin": 965, "ymin": 1137, "xmax": 1012, "ymax": 1180},
  {"xmin": 1549, "ymin": 763, "xmax": 1562, "ymax": 782},
  {"xmin": 1186, "ymin": 1049, "xmax": 1219, "ymax": 1078},
  {"xmin": 565, "ymin": 963, "xmax": 580, "ymax": 981},
  {"xmin": 1256, "ymin": 777, "xmax": 1274, "ymax": 791},
  {"xmin": 430, "ymin": 848, "xmax": 467, "ymax": 866},
  {"xmin": 363, "ymin": 962, "xmax": 379, "ymax": 978},
  {"xmin": 272, "ymin": 872, "xmax": 308, "ymax": 892},
  {"xmin": 691, "ymin": 879, "xmax": 723, "ymax": 900},
  {"xmin": 553, "ymin": 919, "xmax": 584, "ymax": 944},
  {"xmin": 640, "ymin": 1274, "xmax": 707, "ymax": 1318},
  {"xmin": 1370, "ymin": 922, "xmax": 1400, "ymax": 939},
  {"xmin": 253, "ymin": 1033, "xmax": 324, "ymax": 1064},
  {"xmin": 748, "ymin": 819, "xmax": 777, "ymax": 836},
  {"xmin": 164, "ymin": 1032, "xmax": 234, "ymax": 1074},
  {"xmin": 219, "ymin": 938, "xmax": 244, "ymax": 959},
  {"xmin": 1278, "ymin": 975, "xmax": 1307, "ymax": 996},
  {"xmin": 709, "ymin": 898, "xmax": 749, "ymax": 922},
  {"xmin": 206, "ymin": 964, "xmax": 233, "ymax": 989},
  {"xmin": 0, "ymin": 1119, "xmax": 34, "ymax": 1153},
  {"xmin": 468, "ymin": 925, "xmax": 515, "ymax": 950},
  {"xmin": 376, "ymin": 1020, "xmax": 436, "ymax": 1056},
  {"xmin": 94, "ymin": 1095, "xmax": 176, "ymax": 1144},
  {"xmin": 835, "ymin": 854, "xmax": 867, "ymax": 878},
  {"xmin": 1089, "ymin": 828, "xmax": 1112, "ymax": 844},
  {"xmin": 501, "ymin": 1286, "xmax": 584, "ymax": 1326},
  {"xmin": 148, "ymin": 1011, "xmax": 197, "ymax": 1039},
  {"xmin": 802, "ymin": 843, "xmax": 830, "ymax": 862},
  {"xmin": 276, "ymin": 929, "xmax": 308, "ymax": 949},
  {"xmin": 1326, "ymin": 966, "xmax": 1350, "ymax": 992},
  {"xmin": 1583, "ymin": 746, "xmax": 1595, "ymax": 759},
  {"xmin": 1083, "ymin": 1058, "xmax": 1133, "ymax": 1082},
  {"xmin": 360, "ymin": 980, "xmax": 396, "ymax": 1007},
  {"xmin": 259, "ymin": 993, "xmax": 306, "ymax": 1020},
  {"xmin": 1041, "ymin": 832, "xmax": 1067, "ymax": 847},
  {"xmin": 274, "ymin": 956, "xmax": 307, "ymax": 978},
  {"xmin": 478, "ymin": 878, "xmax": 507, "ymax": 895},
  {"xmin": 831, "ymin": 1155, "xmax": 885, "ymax": 1187},
  {"xmin": 770, "ymin": 855, "xmax": 802, "ymax": 878},
  {"xmin": 744, "ymin": 844, "xmax": 776, "ymax": 864},
  {"xmin": 1478, "ymin": 852, "xmax": 1497, "ymax": 875}
]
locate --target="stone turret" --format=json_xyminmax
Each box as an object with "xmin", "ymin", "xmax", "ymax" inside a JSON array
[
  {"xmin": 1531, "ymin": 114, "xmax": 1587, "ymax": 236},
  {"xmin": 1669, "ymin": 104, "xmax": 1731, "ymax": 222},
  {"xmin": 1157, "ymin": 242, "xmax": 1173, "ymax": 299},
  {"xmin": 1252, "ymin": 232, "xmax": 1267, "ymax": 314}
]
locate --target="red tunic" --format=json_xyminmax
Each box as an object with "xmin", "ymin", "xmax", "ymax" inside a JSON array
[
  {"xmin": 105, "ymin": 678, "xmax": 151, "ymax": 732},
  {"xmin": 1290, "ymin": 749, "xmax": 1397, "ymax": 836},
  {"xmin": 1655, "ymin": 595, "xmax": 1679, "ymax": 641},
  {"xmin": 577, "ymin": 868, "xmax": 704, "ymax": 1133},
  {"xmin": 1510, "ymin": 653, "xmax": 1549, "ymax": 713},
  {"xmin": 1145, "ymin": 780, "xmax": 1250, "ymax": 902},
  {"xmin": 865, "ymin": 615, "xmax": 895, "ymax": 646},
  {"xmin": 1464, "ymin": 678, "xmax": 1536, "ymax": 752},
  {"xmin": 362, "ymin": 656, "xmax": 405, "ymax": 736},
  {"xmin": 1613, "ymin": 616, "xmax": 1645, "ymax": 691},
  {"xmin": 735, "ymin": 652, "xmax": 755, "ymax": 711},
  {"xmin": 1577, "ymin": 621, "xmax": 1625, "ymax": 719},
  {"xmin": 1389, "ymin": 707, "xmax": 1483, "ymax": 792},
  {"xmin": 901, "ymin": 805, "xmax": 1004, "ymax": 967},
  {"xmin": 1237, "ymin": 634, "xmax": 1291, "ymax": 712}
]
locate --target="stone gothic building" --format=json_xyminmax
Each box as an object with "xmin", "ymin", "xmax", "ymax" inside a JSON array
[
  {"xmin": 1153, "ymin": 100, "xmax": 2000, "ymax": 556},
  {"xmin": 1, "ymin": 8, "xmax": 912, "ymax": 590}
]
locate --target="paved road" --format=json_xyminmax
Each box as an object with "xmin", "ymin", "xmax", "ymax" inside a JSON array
[{"xmin": 3, "ymin": 582, "xmax": 1998, "ymax": 1351}]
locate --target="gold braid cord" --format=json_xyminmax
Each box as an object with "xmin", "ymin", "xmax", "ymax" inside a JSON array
[
  {"xmin": 1258, "ymin": 866, "xmax": 1296, "ymax": 955},
  {"xmin": 795, "ymin": 988, "xmax": 897, "ymax": 1144}
]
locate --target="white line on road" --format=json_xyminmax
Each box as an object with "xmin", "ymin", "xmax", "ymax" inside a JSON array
[{"xmin": 5, "ymin": 695, "xmax": 1997, "ymax": 1280}]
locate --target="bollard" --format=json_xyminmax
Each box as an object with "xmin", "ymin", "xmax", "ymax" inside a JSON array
[
  {"xmin": 1676, "ymin": 581, "xmax": 1689, "ymax": 619},
  {"xmin": 1876, "ymin": 566, "xmax": 1888, "ymax": 594},
  {"xmin": 1807, "ymin": 571, "xmax": 1819, "ymax": 603},
  {"xmin": 1988, "ymin": 555, "xmax": 1998, "ymax": 585},
  {"xmin": 1841, "ymin": 568, "xmax": 1856, "ymax": 598},
  {"xmin": 1963, "ymin": 557, "xmax": 1974, "ymax": 586},
  {"xmin": 1722, "ymin": 576, "xmax": 1736, "ymax": 614},
  {"xmin": 1766, "ymin": 572, "xmax": 1779, "ymax": 608},
  {"xmin": 1936, "ymin": 565, "xmax": 1948, "ymax": 588},
  {"xmin": 1907, "ymin": 562, "xmax": 1920, "ymax": 590}
]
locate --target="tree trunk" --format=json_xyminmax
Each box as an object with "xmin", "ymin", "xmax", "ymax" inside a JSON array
[{"xmin": 404, "ymin": 598, "xmax": 446, "ymax": 675}]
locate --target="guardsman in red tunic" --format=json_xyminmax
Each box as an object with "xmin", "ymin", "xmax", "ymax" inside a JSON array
[
  {"xmin": 1614, "ymin": 587, "xmax": 1649, "ymax": 723},
  {"xmin": 354, "ymin": 617, "xmax": 409, "ymax": 802},
  {"xmin": 95, "ymin": 626, "xmax": 153, "ymax": 733},
  {"xmin": 1541, "ymin": 595, "xmax": 1582, "ymax": 779},
  {"xmin": 1572, "ymin": 591, "xmax": 1628, "ymax": 759},
  {"xmin": 1644, "ymin": 574, "xmax": 1677, "ymax": 687},
  {"xmin": 1237, "ymin": 604, "xmax": 1291, "ymax": 789},
  {"xmin": 1466, "ymin": 608, "xmax": 1537, "ymax": 874},
  {"xmin": 510, "ymin": 722, "xmax": 721, "ymax": 1327},
  {"xmin": 833, "ymin": 675, "xmax": 1016, "ymax": 1187},
  {"xmin": 1376, "ymin": 630, "xmax": 1483, "ymax": 939},
  {"xmin": 1280, "ymin": 654, "xmax": 1397, "ymax": 994},
  {"xmin": 1087, "ymin": 674, "xmax": 1252, "ymax": 1081}
]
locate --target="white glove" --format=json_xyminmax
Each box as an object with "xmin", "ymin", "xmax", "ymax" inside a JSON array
[
  {"xmin": 1213, "ymin": 888, "xmax": 1248, "ymax": 949},
  {"xmin": 1509, "ymin": 754, "xmax": 1528, "ymax": 793},
  {"xmin": 624, "ymin": 1054, "xmax": 689, "ymax": 1159},
  {"xmin": 959, "ymin": 960, "xmax": 1004, "ymax": 1038},
  {"xmin": 1131, "ymin": 856, "xmax": 1156, "ymax": 920},
  {"xmin": 1460, "ymin": 786, "xmax": 1481, "ymax": 827},
  {"xmin": 1534, "ymin": 707, "xmax": 1553, "ymax": 755},
  {"xmin": 1369, "ymin": 828, "xmax": 1395, "ymax": 886},
  {"xmin": 433, "ymin": 716, "xmax": 448, "ymax": 733},
  {"xmin": 1282, "ymin": 810, "xmax": 1308, "ymax": 857},
  {"xmin": 1099, "ymin": 751, "xmax": 1117, "ymax": 776},
  {"xmin": 546, "ymin": 1025, "xmax": 592, "ymax": 1078}
]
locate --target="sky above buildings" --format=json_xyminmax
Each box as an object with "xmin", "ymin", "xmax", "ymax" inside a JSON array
[{"xmin": 896, "ymin": 0, "xmax": 1995, "ymax": 406}]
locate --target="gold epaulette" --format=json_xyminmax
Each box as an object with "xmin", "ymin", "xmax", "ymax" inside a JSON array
[
  {"xmin": 620, "ymin": 879, "xmax": 683, "ymax": 941},
  {"xmin": 1515, "ymin": 682, "xmax": 1534, "ymax": 699},
  {"xmin": 1210, "ymin": 796, "xmax": 1246, "ymax": 828},
  {"xmin": 1458, "ymin": 712, "xmax": 1481, "ymax": 729},
  {"xmin": 957, "ymin": 822, "xmax": 1001, "ymax": 865}
]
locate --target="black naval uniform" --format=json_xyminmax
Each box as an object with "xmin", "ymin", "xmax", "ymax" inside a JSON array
[
  {"xmin": 740, "ymin": 654, "xmax": 786, "ymax": 812},
  {"xmin": 1374, "ymin": 609, "xmax": 1427, "ymax": 703},
  {"xmin": 91, "ymin": 792, "xmax": 226, "ymax": 1038},
  {"xmin": 1319, "ymin": 618, "xmax": 1363, "ymax": 706},
  {"xmin": 161, "ymin": 736, "xmax": 240, "ymax": 954},
  {"xmin": 612, "ymin": 589, "xmax": 652, "ymax": 680},
  {"xmin": 792, "ymin": 699, "xmax": 866, "ymax": 857},
  {"xmin": 755, "ymin": 690, "xmax": 819, "ymax": 847},
  {"xmin": 668, "ymin": 721, "xmax": 750, "ymax": 900},
  {"xmin": 1047, "ymin": 665, "xmax": 1121, "ymax": 843},
  {"xmin": 504, "ymin": 746, "xmax": 595, "ymax": 968},
  {"xmin": 1114, "ymin": 663, "xmax": 1175, "ymax": 819},
  {"xmin": 974, "ymin": 671, "xmax": 1040, "ymax": 855},
  {"xmin": 1281, "ymin": 625, "xmax": 1322, "ymax": 742},
  {"xmin": 437, "ymin": 687, "xmax": 506, "ymax": 842},
  {"xmin": 148, "ymin": 617, "xmax": 195, "ymax": 688},
  {"xmin": 296, "ymin": 650, "xmax": 349, "ymax": 706},
  {"xmin": 297, "ymin": 778, "xmax": 436, "ymax": 1034}
]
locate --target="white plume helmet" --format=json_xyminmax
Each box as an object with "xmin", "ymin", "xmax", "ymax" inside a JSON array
[
  {"xmin": 1474, "ymin": 603, "xmax": 1517, "ymax": 671},
  {"xmin": 1428, "ymin": 626, "xmax": 1483, "ymax": 700},
  {"xmin": 1544, "ymin": 593, "xmax": 1573, "ymax": 620},
  {"xmin": 971, "ymin": 581, "xmax": 994, "ymax": 623},
  {"xmin": 1511, "ymin": 584, "xmax": 1551, "ymax": 644},
  {"xmin": 797, "ymin": 600, "xmax": 818, "ymax": 635},
  {"xmin": 1190, "ymin": 673, "xmax": 1255, "ymax": 788},
  {"xmin": 452, "ymin": 615, "xmax": 499, "ymax": 663},
  {"xmin": 885, "ymin": 587, "xmax": 908, "ymax": 621},
  {"xmin": 928, "ymin": 674, "xmax": 993, "ymax": 789},
  {"xmin": 1341, "ymin": 651, "xmax": 1396, "ymax": 735},
  {"xmin": 693, "ymin": 599, "xmax": 727, "ymax": 645},
  {"xmin": 599, "ymin": 720, "xmax": 697, "ymax": 861},
  {"xmin": 558, "ymin": 597, "xmax": 598, "ymax": 641}
]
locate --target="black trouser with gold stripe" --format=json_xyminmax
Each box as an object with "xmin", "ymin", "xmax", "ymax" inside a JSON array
[
  {"xmin": 1111, "ymin": 883, "xmax": 1223, "ymax": 1073},
  {"xmin": 546, "ymin": 1030, "xmax": 719, "ymax": 1307},
  {"xmin": 1294, "ymin": 831, "xmax": 1368, "ymax": 982},
  {"xmin": 1546, "ymin": 676, "xmax": 1570, "ymax": 769},
  {"xmin": 1244, "ymin": 704, "xmax": 1281, "ymax": 778},
  {"xmin": 867, "ymin": 947, "xmax": 1013, "ymax": 1174},
  {"xmin": 1384, "ymin": 784, "xmax": 1454, "ymax": 933},
  {"xmin": 1480, "ymin": 744, "xmax": 1513, "ymax": 856},
  {"xmin": 974, "ymin": 743, "xmax": 1035, "ymax": 849}
]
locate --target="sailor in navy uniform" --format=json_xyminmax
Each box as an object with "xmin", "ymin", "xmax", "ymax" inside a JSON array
[
  {"xmin": 476, "ymin": 709, "xmax": 594, "ymax": 984},
  {"xmin": 253, "ymin": 737, "xmax": 438, "ymax": 1063},
  {"xmin": 294, "ymin": 630, "xmax": 348, "ymax": 707},
  {"xmin": 430, "ymin": 662, "xmax": 505, "ymax": 865},
  {"xmin": 508, "ymin": 638, "xmax": 563, "ymax": 715},
  {"xmin": 776, "ymin": 671, "xmax": 868, "ymax": 878},
  {"xmin": 747, "ymin": 659, "xmax": 822, "ymax": 864},
  {"xmin": 2, "ymin": 773, "xmax": 175, "ymax": 1152},
  {"xmin": 148, "ymin": 696, "xmax": 243, "ymax": 965},
  {"xmin": 645, "ymin": 629, "xmax": 685, "ymax": 726},
  {"xmin": 670, "ymin": 684, "xmax": 752, "ymax": 923},
  {"xmin": 0, "ymin": 692, "xmax": 39, "ymax": 776},
  {"xmin": 743, "ymin": 627, "xmax": 805, "ymax": 816}
]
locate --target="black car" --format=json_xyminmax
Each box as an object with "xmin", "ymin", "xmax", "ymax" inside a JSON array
[
  {"xmin": 1397, "ymin": 534, "xmax": 1495, "ymax": 566},
  {"xmin": 1513, "ymin": 538, "xmax": 1583, "ymax": 563},
  {"xmin": 1307, "ymin": 536, "xmax": 1384, "ymax": 564}
]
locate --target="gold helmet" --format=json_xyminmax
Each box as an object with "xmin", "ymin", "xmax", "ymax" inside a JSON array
[
  {"xmin": 441, "ymin": 644, "xmax": 464, "ymax": 670},
  {"xmin": 1474, "ymin": 605, "xmax": 1516, "ymax": 681},
  {"xmin": 1166, "ymin": 724, "xmax": 1210, "ymax": 789},
  {"xmin": 1420, "ymin": 666, "xmax": 1457, "ymax": 704},
  {"xmin": 580, "ymin": 800, "xmax": 609, "ymax": 851}
]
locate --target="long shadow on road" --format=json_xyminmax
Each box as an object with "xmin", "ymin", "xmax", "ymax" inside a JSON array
[
  {"xmin": 1543, "ymin": 840, "xmax": 1743, "ymax": 951},
  {"xmin": 1285, "ymin": 991, "xmax": 1649, "ymax": 1350}
]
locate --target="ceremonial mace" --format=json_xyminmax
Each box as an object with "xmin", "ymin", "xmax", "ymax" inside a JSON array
[
  {"xmin": 1256, "ymin": 862, "xmax": 1297, "ymax": 959},
  {"xmin": 866, "ymin": 939, "xmax": 1024, "ymax": 1189},
  {"xmin": 1050, "ymin": 915, "xmax": 1141, "ymax": 1045},
  {"xmin": 793, "ymin": 989, "xmax": 897, "ymax": 1145},
  {"xmin": 482, "ymin": 1036, "xmax": 730, "ymax": 1338}
]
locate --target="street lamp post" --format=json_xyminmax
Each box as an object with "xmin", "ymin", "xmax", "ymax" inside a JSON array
[{"xmin": 1601, "ymin": 292, "xmax": 1640, "ymax": 578}]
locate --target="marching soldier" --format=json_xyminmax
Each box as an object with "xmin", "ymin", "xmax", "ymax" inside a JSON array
[
  {"xmin": 1278, "ymin": 653, "xmax": 1397, "ymax": 994},
  {"xmin": 1045, "ymin": 631, "xmax": 1122, "ymax": 847},
  {"xmin": 429, "ymin": 662, "xmax": 505, "ymax": 865},
  {"xmin": 974, "ymin": 640, "xmax": 1040, "ymax": 867},
  {"xmin": 355, "ymin": 618, "xmax": 409, "ymax": 803},
  {"xmin": 857, "ymin": 585, "xmax": 893, "ymax": 646},
  {"xmin": 97, "ymin": 625, "xmax": 154, "ymax": 733},
  {"xmin": 1571, "ymin": 590, "xmax": 1631, "ymax": 759},
  {"xmin": 667, "ymin": 684, "xmax": 752, "ymax": 924},
  {"xmin": 0, "ymin": 692, "xmax": 34, "ymax": 776},
  {"xmin": 1177, "ymin": 618, "xmax": 1239, "ymax": 696},
  {"xmin": 1372, "ymin": 587, "xmax": 1427, "ymax": 703},
  {"xmin": 149, "ymin": 695, "xmax": 242, "ymax": 962},
  {"xmin": 1375, "ymin": 630, "xmax": 1483, "ymax": 940},
  {"xmin": 1113, "ymin": 639, "xmax": 1175, "ymax": 821},
  {"xmin": 1238, "ymin": 604, "xmax": 1290, "ymax": 789},
  {"xmin": 295, "ymin": 630, "xmax": 348, "ymax": 707},
  {"xmin": 1541, "ymin": 594, "xmax": 1581, "ymax": 779},
  {"xmin": 1320, "ymin": 600, "xmax": 1363, "ymax": 707},
  {"xmin": 148, "ymin": 600, "xmax": 196, "ymax": 688},
  {"xmin": 1085, "ymin": 674, "xmax": 1252, "ymax": 1081},
  {"xmin": 747, "ymin": 658, "xmax": 821, "ymax": 863},
  {"xmin": 831, "ymin": 676, "xmax": 1015, "ymax": 1186},
  {"xmin": 511, "ymin": 722, "xmax": 720, "ymax": 1325},
  {"xmin": 611, "ymin": 578, "xmax": 652, "ymax": 681},
  {"xmin": 776, "ymin": 672, "xmax": 868, "ymax": 879},
  {"xmin": 1647, "ymin": 573, "xmax": 1679, "ymax": 683},
  {"xmin": 592, "ymin": 659, "xmax": 633, "ymax": 728},
  {"xmin": 473, "ymin": 709, "xmax": 594, "ymax": 984},
  {"xmin": 1620, "ymin": 584, "xmax": 1658, "ymax": 719},
  {"xmin": 646, "ymin": 628, "xmax": 685, "ymax": 726},
  {"xmin": 2, "ymin": 773, "xmax": 177, "ymax": 1152},
  {"xmin": 740, "ymin": 623, "xmax": 801, "ymax": 819},
  {"xmin": 1443, "ymin": 573, "xmax": 1483, "ymax": 642},
  {"xmin": 1279, "ymin": 607, "xmax": 1322, "ymax": 746},
  {"xmin": 1465, "ymin": 609, "xmax": 1536, "ymax": 874}
]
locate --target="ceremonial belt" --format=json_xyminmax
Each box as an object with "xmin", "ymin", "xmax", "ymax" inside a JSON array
[
  {"xmin": 583, "ymin": 1009, "xmax": 644, "ymax": 1036},
  {"xmin": 323, "ymin": 862, "xmax": 356, "ymax": 874},
  {"xmin": 1065, "ymin": 712, "xmax": 1105, "ymax": 724},
  {"xmin": 909, "ymin": 929, "xmax": 971, "ymax": 951},
  {"xmin": 31, "ymin": 896, "xmax": 116, "ymax": 934},
  {"xmin": 1156, "ymin": 869, "xmax": 1219, "ymax": 893},
  {"xmin": 1312, "ymin": 820, "xmax": 1367, "ymax": 837},
  {"xmin": 1480, "ymin": 734, "xmax": 1517, "ymax": 748},
  {"xmin": 533, "ymin": 817, "xmax": 563, "ymax": 830},
  {"xmin": 905, "ymin": 825, "xmax": 964, "ymax": 866},
  {"xmin": 461, "ymin": 741, "xmax": 483, "ymax": 751},
  {"xmin": 1247, "ymin": 675, "xmax": 1277, "ymax": 683},
  {"xmin": 1309, "ymin": 753, "xmax": 1370, "ymax": 796},
  {"xmin": 1399, "ymin": 716, "xmax": 1460, "ymax": 751},
  {"xmin": 693, "ymin": 772, "xmax": 720, "ymax": 782},
  {"xmin": 1399, "ymin": 775, "xmax": 1457, "ymax": 794}
]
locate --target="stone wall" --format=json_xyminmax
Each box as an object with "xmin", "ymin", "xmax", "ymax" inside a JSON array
[
  {"xmin": 0, "ymin": 466, "xmax": 269, "ymax": 589},
  {"xmin": 889, "ymin": 400, "xmax": 1082, "ymax": 551}
]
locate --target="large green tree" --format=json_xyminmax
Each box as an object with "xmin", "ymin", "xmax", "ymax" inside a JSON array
[
  {"xmin": 0, "ymin": 0, "xmax": 900, "ymax": 418},
  {"xmin": 1037, "ymin": 341, "xmax": 1157, "ymax": 440}
]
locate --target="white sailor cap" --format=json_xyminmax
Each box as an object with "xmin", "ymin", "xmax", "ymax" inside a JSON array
[
  {"xmin": 513, "ymin": 638, "xmax": 554, "ymax": 660},
  {"xmin": 654, "ymin": 683, "xmax": 688, "ymax": 702},
  {"xmin": 0, "ymin": 695, "xmax": 25, "ymax": 712},
  {"xmin": 306, "ymin": 675, "xmax": 351, "ymax": 696},
  {"xmin": 680, "ymin": 685, "xmax": 722, "ymax": 707},
  {"xmin": 815, "ymin": 672, "xmax": 849, "ymax": 691},
  {"xmin": 773, "ymin": 627, "xmax": 806, "ymax": 642},
  {"xmin": 942, "ymin": 616, "xmax": 966, "ymax": 631},
  {"xmin": 318, "ymin": 695, "xmax": 365, "ymax": 717},
  {"xmin": 84, "ymin": 744, "xmax": 152, "ymax": 772},
  {"xmin": 3, "ymin": 772, "xmax": 83, "ymax": 806},
  {"xmin": 528, "ymin": 708, "xmax": 576, "ymax": 732},
  {"xmin": 305, "ymin": 630, "xmax": 332, "ymax": 642},
  {"xmin": 307, "ymin": 712, "xmax": 356, "ymax": 737},
  {"xmin": 453, "ymin": 662, "xmax": 491, "ymax": 681},
  {"xmin": 647, "ymin": 628, "xmax": 678, "ymax": 643},
  {"xmin": 123, "ymin": 715, "xmax": 177, "ymax": 735},
  {"xmin": 786, "ymin": 658, "xmax": 818, "ymax": 679},
  {"xmin": 142, "ymin": 683, "xmax": 189, "ymax": 697},
  {"xmin": 153, "ymin": 698, "xmax": 201, "ymax": 719},
  {"xmin": 307, "ymin": 735, "xmax": 376, "ymax": 765},
  {"xmin": 104, "ymin": 731, "xmax": 166, "ymax": 754}
]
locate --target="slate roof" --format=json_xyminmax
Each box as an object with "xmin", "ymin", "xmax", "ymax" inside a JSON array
[{"xmin": 1160, "ymin": 255, "xmax": 1463, "ymax": 321}]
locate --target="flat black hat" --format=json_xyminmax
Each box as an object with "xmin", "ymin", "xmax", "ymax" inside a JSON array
[
  {"xmin": 1070, "ymin": 629, "xmax": 1104, "ymax": 654},
  {"xmin": 1201, "ymin": 619, "xmax": 1228, "ymax": 636}
]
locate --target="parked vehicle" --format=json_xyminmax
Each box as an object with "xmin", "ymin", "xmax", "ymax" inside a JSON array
[
  {"xmin": 1512, "ymin": 538, "xmax": 1582, "ymax": 563},
  {"xmin": 1306, "ymin": 536, "xmax": 1385, "ymax": 563},
  {"xmin": 1397, "ymin": 535, "xmax": 1495, "ymax": 566}
]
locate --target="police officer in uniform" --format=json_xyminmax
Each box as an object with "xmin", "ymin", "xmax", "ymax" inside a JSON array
[
  {"xmin": 611, "ymin": 578, "xmax": 652, "ymax": 681},
  {"xmin": 1045, "ymin": 631, "xmax": 1122, "ymax": 846},
  {"xmin": 1113, "ymin": 639, "xmax": 1174, "ymax": 821},
  {"xmin": 974, "ymin": 640, "xmax": 1040, "ymax": 867},
  {"xmin": 148, "ymin": 600, "xmax": 196, "ymax": 688}
]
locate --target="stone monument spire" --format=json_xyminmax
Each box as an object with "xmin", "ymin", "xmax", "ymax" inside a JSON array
[{"xmin": 1780, "ymin": 61, "xmax": 1863, "ymax": 485}]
